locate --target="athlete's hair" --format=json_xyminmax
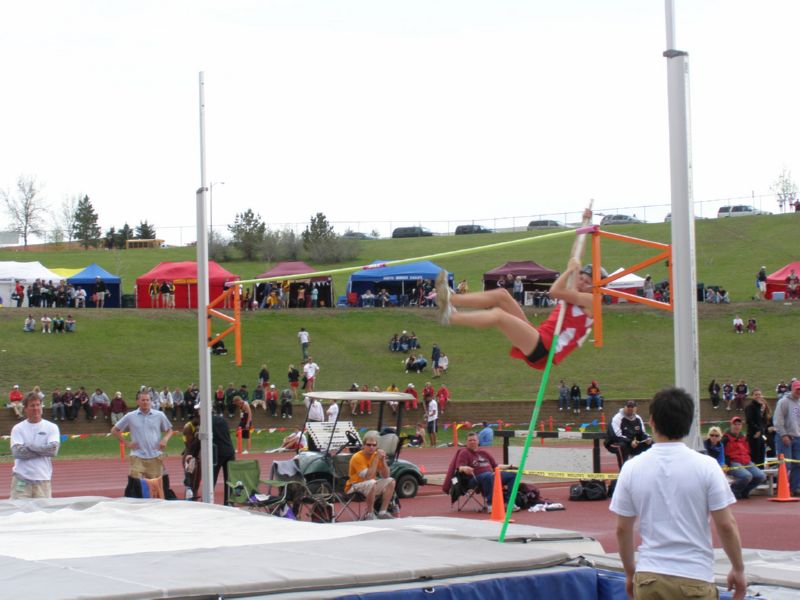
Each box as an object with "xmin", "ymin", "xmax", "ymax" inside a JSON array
[{"xmin": 649, "ymin": 387, "xmax": 694, "ymax": 440}]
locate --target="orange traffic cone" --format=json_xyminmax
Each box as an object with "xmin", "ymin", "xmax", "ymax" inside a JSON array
[
  {"xmin": 769, "ymin": 454, "xmax": 799, "ymax": 503},
  {"xmin": 490, "ymin": 466, "xmax": 511, "ymax": 522},
  {"xmin": 236, "ymin": 426, "xmax": 243, "ymax": 454}
]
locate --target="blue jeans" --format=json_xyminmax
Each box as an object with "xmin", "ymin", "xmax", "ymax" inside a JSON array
[
  {"xmin": 558, "ymin": 393, "xmax": 569, "ymax": 410},
  {"xmin": 776, "ymin": 435, "xmax": 800, "ymax": 493},
  {"xmin": 728, "ymin": 462, "xmax": 766, "ymax": 498},
  {"xmin": 587, "ymin": 394, "xmax": 603, "ymax": 410},
  {"xmin": 473, "ymin": 470, "xmax": 516, "ymax": 503}
]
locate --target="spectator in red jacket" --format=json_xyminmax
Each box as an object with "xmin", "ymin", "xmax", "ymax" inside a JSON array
[
  {"xmin": 436, "ymin": 384, "xmax": 451, "ymax": 414},
  {"xmin": 722, "ymin": 416, "xmax": 766, "ymax": 499},
  {"xmin": 404, "ymin": 383, "xmax": 418, "ymax": 411},
  {"xmin": 9, "ymin": 385, "xmax": 24, "ymax": 419}
]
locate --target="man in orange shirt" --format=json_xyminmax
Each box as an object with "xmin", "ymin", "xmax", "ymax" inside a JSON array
[{"xmin": 346, "ymin": 430, "xmax": 396, "ymax": 520}]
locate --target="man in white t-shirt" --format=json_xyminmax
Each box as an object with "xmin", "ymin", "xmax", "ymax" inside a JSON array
[
  {"xmin": 298, "ymin": 327, "xmax": 310, "ymax": 360},
  {"xmin": 326, "ymin": 398, "xmax": 339, "ymax": 422},
  {"xmin": 10, "ymin": 392, "xmax": 61, "ymax": 499},
  {"xmin": 610, "ymin": 387, "xmax": 746, "ymax": 600},
  {"xmin": 307, "ymin": 396, "xmax": 324, "ymax": 422},
  {"xmin": 426, "ymin": 396, "xmax": 439, "ymax": 447},
  {"xmin": 303, "ymin": 358, "xmax": 320, "ymax": 392}
]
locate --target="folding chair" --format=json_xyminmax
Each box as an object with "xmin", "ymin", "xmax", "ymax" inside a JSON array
[
  {"xmin": 443, "ymin": 451, "xmax": 487, "ymax": 512},
  {"xmin": 269, "ymin": 459, "xmax": 333, "ymax": 522},
  {"xmin": 331, "ymin": 453, "xmax": 367, "ymax": 522},
  {"xmin": 377, "ymin": 433, "xmax": 400, "ymax": 465},
  {"xmin": 225, "ymin": 459, "xmax": 295, "ymax": 517}
]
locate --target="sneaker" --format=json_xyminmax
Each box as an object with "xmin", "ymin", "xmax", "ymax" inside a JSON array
[
  {"xmin": 364, "ymin": 512, "xmax": 377, "ymax": 520},
  {"xmin": 512, "ymin": 505, "xmax": 521, "ymax": 512},
  {"xmin": 377, "ymin": 511, "xmax": 395, "ymax": 520},
  {"xmin": 434, "ymin": 270, "xmax": 455, "ymax": 324},
  {"xmin": 242, "ymin": 450, "xmax": 249, "ymax": 455}
]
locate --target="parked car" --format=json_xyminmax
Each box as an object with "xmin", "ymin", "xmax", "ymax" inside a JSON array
[
  {"xmin": 455, "ymin": 224, "xmax": 493, "ymax": 235},
  {"xmin": 527, "ymin": 219, "xmax": 562, "ymax": 230},
  {"xmin": 717, "ymin": 205, "xmax": 770, "ymax": 218},
  {"xmin": 600, "ymin": 214, "xmax": 644, "ymax": 225},
  {"xmin": 664, "ymin": 213, "xmax": 705, "ymax": 222},
  {"xmin": 341, "ymin": 231, "xmax": 376, "ymax": 240},
  {"xmin": 392, "ymin": 226, "xmax": 434, "ymax": 238}
]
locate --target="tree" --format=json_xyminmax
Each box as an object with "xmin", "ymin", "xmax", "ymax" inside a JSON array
[
  {"xmin": 136, "ymin": 220, "xmax": 156, "ymax": 239},
  {"xmin": 117, "ymin": 223, "xmax": 133, "ymax": 248},
  {"xmin": 228, "ymin": 209, "xmax": 266, "ymax": 260},
  {"xmin": 73, "ymin": 195, "xmax": 102, "ymax": 249},
  {"xmin": 772, "ymin": 168, "xmax": 798, "ymax": 213},
  {"xmin": 302, "ymin": 212, "xmax": 335, "ymax": 250},
  {"xmin": 59, "ymin": 195, "xmax": 80, "ymax": 242},
  {"xmin": 1, "ymin": 175, "xmax": 48, "ymax": 248}
]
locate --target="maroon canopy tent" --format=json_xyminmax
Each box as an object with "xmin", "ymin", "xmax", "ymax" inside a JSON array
[
  {"xmin": 766, "ymin": 261, "xmax": 800, "ymax": 299},
  {"xmin": 135, "ymin": 261, "xmax": 239, "ymax": 308},
  {"xmin": 483, "ymin": 260, "xmax": 559, "ymax": 290},
  {"xmin": 256, "ymin": 261, "xmax": 333, "ymax": 308}
]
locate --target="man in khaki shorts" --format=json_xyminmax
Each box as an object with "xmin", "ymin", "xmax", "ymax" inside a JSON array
[
  {"xmin": 610, "ymin": 388, "xmax": 746, "ymax": 599},
  {"xmin": 346, "ymin": 430, "xmax": 396, "ymax": 520},
  {"xmin": 10, "ymin": 392, "xmax": 61, "ymax": 498},
  {"xmin": 112, "ymin": 390, "xmax": 173, "ymax": 479}
]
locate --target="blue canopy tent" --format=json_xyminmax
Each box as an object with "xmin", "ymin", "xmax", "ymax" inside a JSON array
[
  {"xmin": 67, "ymin": 263, "xmax": 122, "ymax": 308},
  {"xmin": 347, "ymin": 260, "xmax": 453, "ymax": 299}
]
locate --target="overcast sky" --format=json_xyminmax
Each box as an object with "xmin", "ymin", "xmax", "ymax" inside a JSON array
[{"xmin": 1, "ymin": 1, "xmax": 798, "ymax": 245}]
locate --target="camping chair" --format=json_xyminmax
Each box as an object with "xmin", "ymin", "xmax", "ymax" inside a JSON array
[
  {"xmin": 377, "ymin": 433, "xmax": 400, "ymax": 465},
  {"xmin": 225, "ymin": 459, "xmax": 295, "ymax": 517},
  {"xmin": 270, "ymin": 459, "xmax": 333, "ymax": 522},
  {"xmin": 330, "ymin": 453, "xmax": 367, "ymax": 522},
  {"xmin": 443, "ymin": 451, "xmax": 487, "ymax": 512}
]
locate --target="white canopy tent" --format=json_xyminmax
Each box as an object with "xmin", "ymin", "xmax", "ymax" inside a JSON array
[
  {"xmin": 605, "ymin": 267, "xmax": 646, "ymax": 302},
  {"xmin": 0, "ymin": 261, "xmax": 63, "ymax": 307}
]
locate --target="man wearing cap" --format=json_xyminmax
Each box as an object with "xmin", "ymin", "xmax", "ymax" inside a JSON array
[
  {"xmin": 722, "ymin": 416, "xmax": 766, "ymax": 499},
  {"xmin": 756, "ymin": 266, "xmax": 767, "ymax": 300},
  {"xmin": 404, "ymin": 383, "xmax": 418, "ymax": 411},
  {"xmin": 10, "ymin": 392, "xmax": 60, "ymax": 499},
  {"xmin": 774, "ymin": 380, "xmax": 800, "ymax": 496},
  {"xmin": 9, "ymin": 384, "xmax": 24, "ymax": 419},
  {"xmin": 610, "ymin": 401, "xmax": 653, "ymax": 464},
  {"xmin": 111, "ymin": 390, "xmax": 173, "ymax": 479}
]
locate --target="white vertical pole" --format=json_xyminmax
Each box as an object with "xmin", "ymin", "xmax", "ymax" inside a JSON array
[
  {"xmin": 664, "ymin": 1, "xmax": 701, "ymax": 449},
  {"xmin": 197, "ymin": 71, "xmax": 214, "ymax": 502}
]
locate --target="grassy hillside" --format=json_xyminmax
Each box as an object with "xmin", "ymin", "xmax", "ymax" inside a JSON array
[{"xmin": 1, "ymin": 213, "xmax": 797, "ymax": 402}]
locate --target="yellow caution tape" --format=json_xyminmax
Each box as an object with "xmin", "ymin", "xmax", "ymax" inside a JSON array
[{"xmin": 509, "ymin": 468, "xmax": 618, "ymax": 480}]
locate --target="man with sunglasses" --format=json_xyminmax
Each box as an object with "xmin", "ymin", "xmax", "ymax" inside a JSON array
[{"xmin": 346, "ymin": 430, "xmax": 396, "ymax": 520}]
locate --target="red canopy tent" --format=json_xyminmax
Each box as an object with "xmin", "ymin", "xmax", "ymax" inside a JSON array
[
  {"xmin": 766, "ymin": 261, "xmax": 800, "ymax": 299},
  {"xmin": 483, "ymin": 261, "xmax": 559, "ymax": 290},
  {"xmin": 256, "ymin": 261, "xmax": 333, "ymax": 308},
  {"xmin": 135, "ymin": 261, "xmax": 240, "ymax": 308}
]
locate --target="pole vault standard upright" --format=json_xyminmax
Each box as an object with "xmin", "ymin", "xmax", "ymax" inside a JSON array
[
  {"xmin": 665, "ymin": 0, "xmax": 701, "ymax": 450},
  {"xmin": 196, "ymin": 71, "xmax": 215, "ymax": 503}
]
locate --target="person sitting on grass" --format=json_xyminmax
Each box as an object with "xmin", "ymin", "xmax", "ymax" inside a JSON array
[
  {"xmin": 434, "ymin": 209, "xmax": 596, "ymax": 370},
  {"xmin": 65, "ymin": 314, "xmax": 76, "ymax": 332},
  {"xmin": 23, "ymin": 314, "xmax": 36, "ymax": 332}
]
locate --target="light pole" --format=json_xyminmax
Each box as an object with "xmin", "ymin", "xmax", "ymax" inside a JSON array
[{"xmin": 209, "ymin": 181, "xmax": 225, "ymax": 237}]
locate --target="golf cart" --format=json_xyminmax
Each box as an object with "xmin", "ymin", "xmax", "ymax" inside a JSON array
[{"xmin": 293, "ymin": 391, "xmax": 428, "ymax": 499}]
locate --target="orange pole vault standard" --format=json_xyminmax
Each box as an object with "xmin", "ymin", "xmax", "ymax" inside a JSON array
[
  {"xmin": 583, "ymin": 226, "xmax": 673, "ymax": 347},
  {"xmin": 206, "ymin": 284, "xmax": 242, "ymax": 366}
]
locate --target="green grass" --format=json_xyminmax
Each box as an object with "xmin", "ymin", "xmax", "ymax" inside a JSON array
[{"xmin": 1, "ymin": 213, "xmax": 797, "ymax": 407}]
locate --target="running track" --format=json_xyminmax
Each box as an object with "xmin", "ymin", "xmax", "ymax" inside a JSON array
[{"xmin": 2, "ymin": 446, "xmax": 796, "ymax": 554}]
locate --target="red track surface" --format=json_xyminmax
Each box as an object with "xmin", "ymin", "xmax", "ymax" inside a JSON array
[{"xmin": 2, "ymin": 446, "xmax": 796, "ymax": 554}]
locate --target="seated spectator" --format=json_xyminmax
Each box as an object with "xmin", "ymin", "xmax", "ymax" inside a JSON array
[
  {"xmin": 478, "ymin": 422, "xmax": 494, "ymax": 446},
  {"xmin": 52, "ymin": 314, "xmax": 65, "ymax": 333},
  {"xmin": 361, "ymin": 289, "xmax": 376, "ymax": 307},
  {"xmin": 403, "ymin": 354, "xmax": 427, "ymax": 373},
  {"xmin": 65, "ymin": 314, "xmax": 76, "ymax": 332},
  {"xmin": 403, "ymin": 383, "xmax": 418, "ymax": 411},
  {"xmin": 210, "ymin": 336, "xmax": 228, "ymax": 355},
  {"xmin": 41, "ymin": 314, "xmax": 52, "ymax": 334},
  {"xmin": 446, "ymin": 432, "xmax": 517, "ymax": 510},
  {"xmin": 703, "ymin": 426, "xmax": 725, "ymax": 467},
  {"xmin": 346, "ymin": 430, "xmax": 396, "ymax": 519},
  {"xmin": 109, "ymin": 391, "xmax": 127, "ymax": 425},
  {"xmin": 51, "ymin": 387, "xmax": 65, "ymax": 421},
  {"xmin": 785, "ymin": 269, "xmax": 800, "ymax": 300},
  {"xmin": 388, "ymin": 334, "xmax": 400, "ymax": 352},
  {"xmin": 23, "ymin": 315, "xmax": 36, "ymax": 332},
  {"xmin": 718, "ymin": 288, "xmax": 730, "ymax": 303},
  {"xmin": 377, "ymin": 288, "xmax": 390, "ymax": 307},
  {"xmin": 722, "ymin": 416, "xmax": 766, "ymax": 499},
  {"xmin": 439, "ymin": 353, "xmax": 449, "ymax": 374},
  {"xmin": 586, "ymin": 380, "xmax": 604, "ymax": 411},
  {"xmin": 407, "ymin": 422, "xmax": 425, "ymax": 447},
  {"xmin": 732, "ymin": 315, "xmax": 744, "ymax": 333},
  {"xmin": 280, "ymin": 427, "xmax": 307, "ymax": 451},
  {"xmin": 267, "ymin": 291, "xmax": 280, "ymax": 309},
  {"xmin": 607, "ymin": 401, "xmax": 653, "ymax": 466},
  {"xmin": 91, "ymin": 388, "xmax": 111, "ymax": 420},
  {"xmin": 385, "ymin": 383, "xmax": 400, "ymax": 413},
  {"xmin": 436, "ymin": 384, "xmax": 450, "ymax": 414},
  {"xmin": 266, "ymin": 384, "xmax": 279, "ymax": 417},
  {"xmin": 73, "ymin": 287, "xmax": 86, "ymax": 308},
  {"xmin": 8, "ymin": 384, "xmax": 24, "ymax": 419},
  {"xmin": 456, "ymin": 279, "xmax": 469, "ymax": 294},
  {"xmin": 251, "ymin": 383, "xmax": 266, "ymax": 412},
  {"xmin": 408, "ymin": 331, "xmax": 420, "ymax": 350},
  {"xmin": 747, "ymin": 318, "xmax": 757, "ymax": 333},
  {"xmin": 398, "ymin": 331, "xmax": 410, "ymax": 352},
  {"xmin": 280, "ymin": 388, "xmax": 293, "ymax": 418}
]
